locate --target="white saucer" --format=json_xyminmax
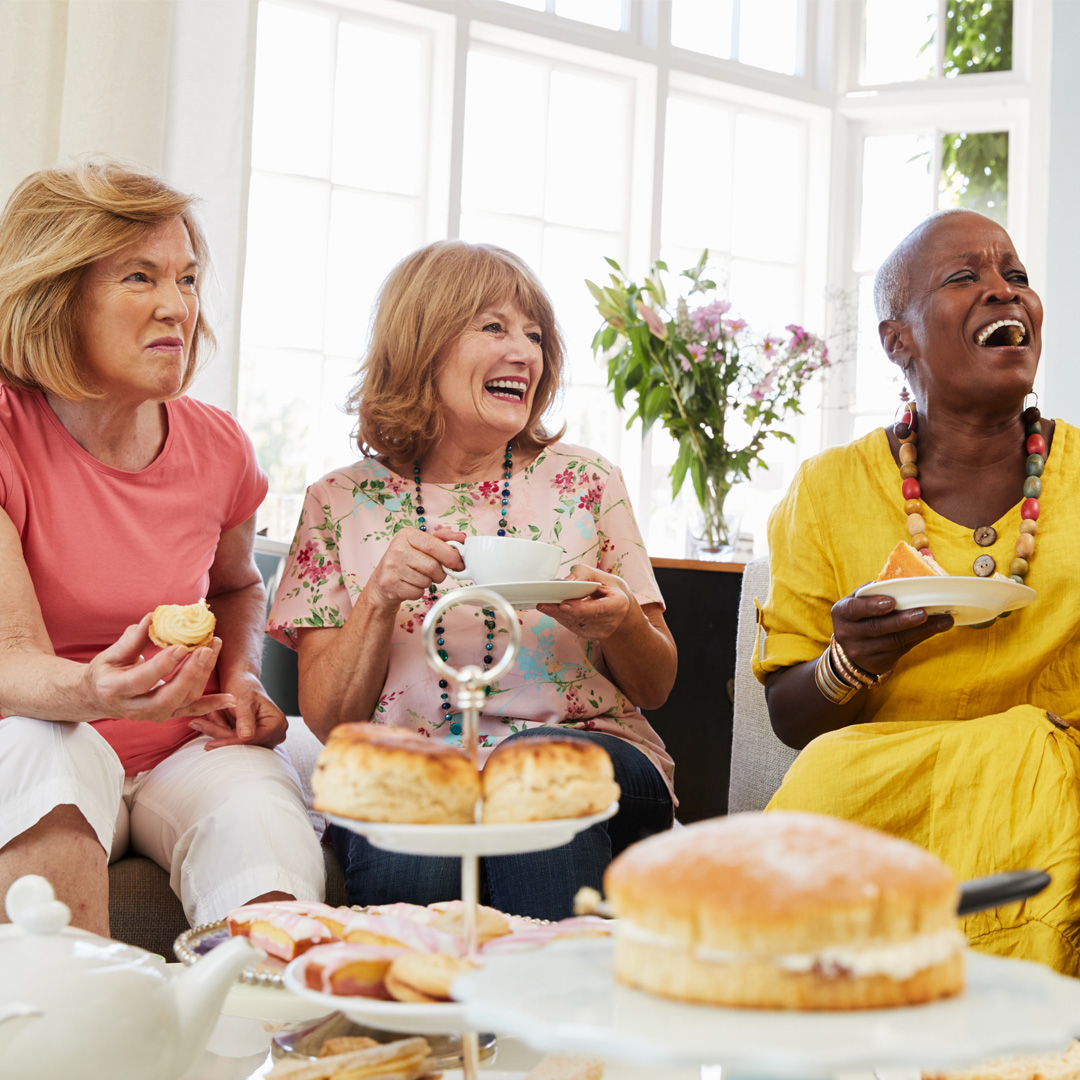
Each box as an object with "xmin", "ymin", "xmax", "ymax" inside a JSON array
[
  {"xmin": 454, "ymin": 580, "xmax": 599, "ymax": 609},
  {"xmin": 325, "ymin": 802, "xmax": 619, "ymax": 856},
  {"xmin": 282, "ymin": 957, "xmax": 470, "ymax": 1035},
  {"xmin": 854, "ymin": 575, "xmax": 1036, "ymax": 626}
]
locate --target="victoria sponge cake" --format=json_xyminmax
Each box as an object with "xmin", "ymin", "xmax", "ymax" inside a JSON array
[
  {"xmin": 312, "ymin": 722, "xmax": 480, "ymax": 825},
  {"xmin": 603, "ymin": 810, "xmax": 964, "ymax": 1010}
]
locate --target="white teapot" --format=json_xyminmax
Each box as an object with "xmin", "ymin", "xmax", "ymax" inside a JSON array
[{"xmin": 0, "ymin": 875, "xmax": 261, "ymax": 1080}]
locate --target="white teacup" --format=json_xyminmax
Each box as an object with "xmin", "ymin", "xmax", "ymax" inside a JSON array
[{"xmin": 445, "ymin": 536, "xmax": 563, "ymax": 585}]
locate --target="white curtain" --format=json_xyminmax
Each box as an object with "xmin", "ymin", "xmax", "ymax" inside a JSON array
[{"xmin": 0, "ymin": 0, "xmax": 257, "ymax": 411}]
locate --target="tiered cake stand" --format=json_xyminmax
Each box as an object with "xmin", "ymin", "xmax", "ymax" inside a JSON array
[{"xmin": 286, "ymin": 588, "xmax": 614, "ymax": 1078}]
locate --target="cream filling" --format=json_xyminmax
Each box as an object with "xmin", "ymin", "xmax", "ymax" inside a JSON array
[{"xmin": 617, "ymin": 921, "xmax": 965, "ymax": 981}]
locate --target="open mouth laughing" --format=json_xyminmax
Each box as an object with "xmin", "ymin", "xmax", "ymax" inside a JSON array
[
  {"xmin": 975, "ymin": 319, "xmax": 1027, "ymax": 348},
  {"xmin": 485, "ymin": 378, "xmax": 528, "ymax": 402}
]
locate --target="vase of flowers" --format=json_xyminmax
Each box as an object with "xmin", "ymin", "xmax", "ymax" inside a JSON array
[{"xmin": 588, "ymin": 251, "xmax": 831, "ymax": 557}]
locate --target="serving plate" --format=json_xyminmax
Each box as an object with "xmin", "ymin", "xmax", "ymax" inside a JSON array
[
  {"xmin": 325, "ymin": 802, "xmax": 619, "ymax": 857},
  {"xmin": 282, "ymin": 954, "xmax": 470, "ymax": 1035},
  {"xmin": 454, "ymin": 580, "xmax": 599, "ymax": 609},
  {"xmin": 854, "ymin": 575, "xmax": 1036, "ymax": 626},
  {"xmin": 175, "ymin": 920, "xmax": 288, "ymax": 988},
  {"xmin": 454, "ymin": 938, "xmax": 1080, "ymax": 1077}
]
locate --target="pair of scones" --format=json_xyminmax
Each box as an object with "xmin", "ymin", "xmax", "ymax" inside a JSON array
[{"xmin": 312, "ymin": 722, "xmax": 619, "ymax": 825}]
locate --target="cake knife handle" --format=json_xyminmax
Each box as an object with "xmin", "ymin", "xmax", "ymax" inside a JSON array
[{"xmin": 956, "ymin": 869, "xmax": 1051, "ymax": 916}]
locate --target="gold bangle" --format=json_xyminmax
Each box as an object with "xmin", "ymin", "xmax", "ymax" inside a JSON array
[
  {"xmin": 814, "ymin": 648, "xmax": 858, "ymax": 705},
  {"xmin": 830, "ymin": 636, "xmax": 893, "ymax": 690}
]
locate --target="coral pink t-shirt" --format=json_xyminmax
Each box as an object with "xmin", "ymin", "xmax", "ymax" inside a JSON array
[{"xmin": 0, "ymin": 386, "xmax": 267, "ymax": 774}]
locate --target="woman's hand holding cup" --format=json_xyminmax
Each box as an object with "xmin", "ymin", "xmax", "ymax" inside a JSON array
[
  {"xmin": 830, "ymin": 592, "xmax": 954, "ymax": 676},
  {"xmin": 364, "ymin": 527, "xmax": 467, "ymax": 609}
]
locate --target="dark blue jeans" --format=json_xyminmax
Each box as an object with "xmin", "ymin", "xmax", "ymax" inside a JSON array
[{"xmin": 328, "ymin": 727, "xmax": 673, "ymax": 921}]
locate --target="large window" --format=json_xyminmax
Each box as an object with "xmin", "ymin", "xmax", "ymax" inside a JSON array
[{"xmin": 238, "ymin": 0, "xmax": 1047, "ymax": 557}]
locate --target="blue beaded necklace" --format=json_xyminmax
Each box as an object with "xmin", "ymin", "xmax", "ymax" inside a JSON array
[{"xmin": 413, "ymin": 442, "xmax": 513, "ymax": 734}]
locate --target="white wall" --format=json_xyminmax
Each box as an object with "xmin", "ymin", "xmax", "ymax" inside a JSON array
[{"xmin": 1043, "ymin": 0, "xmax": 1080, "ymax": 420}]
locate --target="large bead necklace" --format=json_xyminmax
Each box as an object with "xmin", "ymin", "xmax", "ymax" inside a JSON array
[
  {"xmin": 413, "ymin": 442, "xmax": 513, "ymax": 733},
  {"xmin": 894, "ymin": 396, "xmax": 1044, "ymax": 627}
]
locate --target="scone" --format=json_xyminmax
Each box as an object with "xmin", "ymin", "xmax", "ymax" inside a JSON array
[
  {"xmin": 481, "ymin": 736, "xmax": 620, "ymax": 823},
  {"xmin": 312, "ymin": 723, "xmax": 480, "ymax": 824},
  {"xmin": 148, "ymin": 598, "xmax": 216, "ymax": 648},
  {"xmin": 604, "ymin": 810, "xmax": 965, "ymax": 1010}
]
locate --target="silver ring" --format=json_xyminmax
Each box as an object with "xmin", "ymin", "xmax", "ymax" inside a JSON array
[{"xmin": 421, "ymin": 588, "xmax": 520, "ymax": 685}]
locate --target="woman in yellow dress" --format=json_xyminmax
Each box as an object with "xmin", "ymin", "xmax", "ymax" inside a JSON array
[{"xmin": 753, "ymin": 208, "xmax": 1080, "ymax": 975}]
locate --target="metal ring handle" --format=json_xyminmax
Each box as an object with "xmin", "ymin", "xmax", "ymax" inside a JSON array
[{"xmin": 421, "ymin": 588, "xmax": 520, "ymax": 685}]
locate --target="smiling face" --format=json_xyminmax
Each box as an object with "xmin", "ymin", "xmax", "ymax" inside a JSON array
[
  {"xmin": 76, "ymin": 217, "xmax": 199, "ymax": 404},
  {"xmin": 882, "ymin": 213, "xmax": 1043, "ymax": 412},
  {"xmin": 434, "ymin": 301, "xmax": 544, "ymax": 449}
]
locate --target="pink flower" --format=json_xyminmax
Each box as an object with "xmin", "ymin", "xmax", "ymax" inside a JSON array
[
  {"xmin": 722, "ymin": 317, "xmax": 748, "ymax": 338},
  {"xmin": 637, "ymin": 301, "xmax": 668, "ymax": 341},
  {"xmin": 761, "ymin": 334, "xmax": 784, "ymax": 359},
  {"xmin": 578, "ymin": 484, "xmax": 603, "ymax": 512},
  {"xmin": 688, "ymin": 344, "xmax": 706, "ymax": 363},
  {"xmin": 477, "ymin": 480, "xmax": 500, "ymax": 503},
  {"xmin": 680, "ymin": 357, "xmax": 692, "ymax": 372},
  {"xmin": 689, "ymin": 300, "xmax": 732, "ymax": 342},
  {"xmin": 552, "ymin": 468, "xmax": 576, "ymax": 495}
]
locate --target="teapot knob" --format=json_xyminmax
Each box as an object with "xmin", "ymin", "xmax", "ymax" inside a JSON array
[{"xmin": 5, "ymin": 875, "xmax": 71, "ymax": 934}]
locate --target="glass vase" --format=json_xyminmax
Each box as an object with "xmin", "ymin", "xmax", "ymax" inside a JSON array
[{"xmin": 685, "ymin": 478, "xmax": 746, "ymax": 562}]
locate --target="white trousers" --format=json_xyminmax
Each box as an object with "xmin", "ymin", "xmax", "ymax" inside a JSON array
[{"xmin": 0, "ymin": 716, "xmax": 325, "ymax": 926}]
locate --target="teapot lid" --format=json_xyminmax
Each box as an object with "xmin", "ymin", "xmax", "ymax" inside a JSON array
[{"xmin": 5, "ymin": 876, "xmax": 72, "ymax": 935}]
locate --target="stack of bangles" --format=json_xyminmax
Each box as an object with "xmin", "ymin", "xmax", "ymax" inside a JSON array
[{"xmin": 813, "ymin": 635, "xmax": 893, "ymax": 705}]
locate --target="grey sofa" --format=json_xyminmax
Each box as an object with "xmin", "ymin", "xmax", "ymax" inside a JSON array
[{"xmin": 727, "ymin": 555, "xmax": 798, "ymax": 814}]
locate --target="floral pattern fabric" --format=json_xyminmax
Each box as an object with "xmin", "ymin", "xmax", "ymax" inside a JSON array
[{"xmin": 268, "ymin": 442, "xmax": 674, "ymax": 797}]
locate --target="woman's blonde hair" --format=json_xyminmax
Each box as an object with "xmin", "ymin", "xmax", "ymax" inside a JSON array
[
  {"xmin": 349, "ymin": 240, "xmax": 566, "ymax": 465},
  {"xmin": 0, "ymin": 158, "xmax": 214, "ymax": 400}
]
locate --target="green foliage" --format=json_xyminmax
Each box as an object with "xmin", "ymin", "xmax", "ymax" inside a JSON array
[
  {"xmin": 940, "ymin": 130, "xmax": 1008, "ymax": 225},
  {"xmin": 943, "ymin": 1, "xmax": 1013, "ymax": 75}
]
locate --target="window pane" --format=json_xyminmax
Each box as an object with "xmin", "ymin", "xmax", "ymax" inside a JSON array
[
  {"xmin": 854, "ymin": 273, "xmax": 902, "ymax": 415},
  {"xmin": 318, "ymin": 355, "xmax": 362, "ymax": 476},
  {"xmin": 459, "ymin": 212, "xmax": 544, "ymax": 272},
  {"xmin": 553, "ymin": 0, "xmax": 623, "ymax": 31},
  {"xmin": 500, "ymin": 0, "xmax": 545, "ymax": 10},
  {"xmin": 727, "ymin": 260, "xmax": 799, "ymax": 337},
  {"xmin": 939, "ymin": 131, "xmax": 1008, "ymax": 225},
  {"xmin": 546, "ymin": 70, "xmax": 631, "ymax": 231},
  {"xmin": 242, "ymin": 174, "xmax": 329, "ymax": 351},
  {"xmin": 332, "ymin": 23, "xmax": 426, "ymax": 193},
  {"xmin": 462, "ymin": 50, "xmax": 548, "ymax": 217},
  {"xmin": 863, "ymin": 0, "xmax": 935, "ymax": 84},
  {"xmin": 663, "ymin": 96, "xmax": 733, "ymax": 252},
  {"xmin": 944, "ymin": 0, "xmax": 1013, "ymax": 76},
  {"xmin": 251, "ymin": 2, "xmax": 333, "ymax": 176},
  {"xmin": 738, "ymin": 0, "xmax": 799, "ymax": 76},
  {"xmin": 540, "ymin": 224, "xmax": 624, "ymax": 386},
  {"xmin": 858, "ymin": 133, "xmax": 933, "ymax": 271},
  {"xmin": 732, "ymin": 113, "xmax": 804, "ymax": 263},
  {"xmin": 324, "ymin": 189, "xmax": 423, "ymax": 358},
  {"xmin": 670, "ymin": 0, "xmax": 733, "ymax": 58}
]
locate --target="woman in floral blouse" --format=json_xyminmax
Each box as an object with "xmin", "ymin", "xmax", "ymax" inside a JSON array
[{"xmin": 269, "ymin": 240, "xmax": 677, "ymax": 919}]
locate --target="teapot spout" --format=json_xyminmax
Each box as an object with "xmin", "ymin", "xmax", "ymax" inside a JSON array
[
  {"xmin": 170, "ymin": 935, "xmax": 261, "ymax": 1077},
  {"xmin": 0, "ymin": 1006, "xmax": 43, "ymax": 1057}
]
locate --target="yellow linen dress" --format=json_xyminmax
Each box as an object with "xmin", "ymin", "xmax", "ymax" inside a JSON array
[{"xmin": 753, "ymin": 422, "xmax": 1080, "ymax": 975}]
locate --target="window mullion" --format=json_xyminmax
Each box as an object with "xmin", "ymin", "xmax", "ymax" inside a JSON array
[{"xmin": 445, "ymin": 9, "xmax": 470, "ymax": 238}]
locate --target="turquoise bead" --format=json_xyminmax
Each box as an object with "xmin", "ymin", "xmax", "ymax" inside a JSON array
[
  {"xmin": 449, "ymin": 722, "xmax": 462, "ymax": 735},
  {"xmin": 1010, "ymin": 574, "xmax": 1026, "ymax": 585},
  {"xmin": 1023, "ymin": 476, "xmax": 1042, "ymax": 498},
  {"xmin": 1026, "ymin": 454, "xmax": 1044, "ymax": 476}
]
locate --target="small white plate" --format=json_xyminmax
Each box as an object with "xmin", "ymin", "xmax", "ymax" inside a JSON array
[
  {"xmin": 454, "ymin": 580, "xmax": 599, "ymax": 609},
  {"xmin": 854, "ymin": 575, "xmax": 1036, "ymax": 626},
  {"xmin": 455, "ymin": 939, "xmax": 1080, "ymax": 1076},
  {"xmin": 282, "ymin": 956, "xmax": 471, "ymax": 1035},
  {"xmin": 325, "ymin": 802, "xmax": 619, "ymax": 857}
]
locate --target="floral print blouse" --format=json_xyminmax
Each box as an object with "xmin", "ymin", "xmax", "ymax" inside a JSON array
[{"xmin": 268, "ymin": 442, "xmax": 675, "ymax": 798}]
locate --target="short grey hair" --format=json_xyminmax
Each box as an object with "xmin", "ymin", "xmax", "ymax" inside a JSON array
[{"xmin": 873, "ymin": 208, "xmax": 981, "ymax": 323}]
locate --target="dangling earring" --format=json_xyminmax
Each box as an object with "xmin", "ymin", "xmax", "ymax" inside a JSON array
[
  {"xmin": 894, "ymin": 386, "xmax": 917, "ymax": 443},
  {"xmin": 1023, "ymin": 390, "xmax": 1041, "ymax": 429}
]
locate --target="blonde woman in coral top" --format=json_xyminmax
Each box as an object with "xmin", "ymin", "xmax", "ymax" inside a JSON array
[{"xmin": 0, "ymin": 161, "xmax": 323, "ymax": 936}]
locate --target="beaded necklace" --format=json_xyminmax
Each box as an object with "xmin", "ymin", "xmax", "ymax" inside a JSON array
[
  {"xmin": 894, "ymin": 396, "xmax": 1044, "ymax": 626},
  {"xmin": 413, "ymin": 442, "xmax": 513, "ymax": 732}
]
